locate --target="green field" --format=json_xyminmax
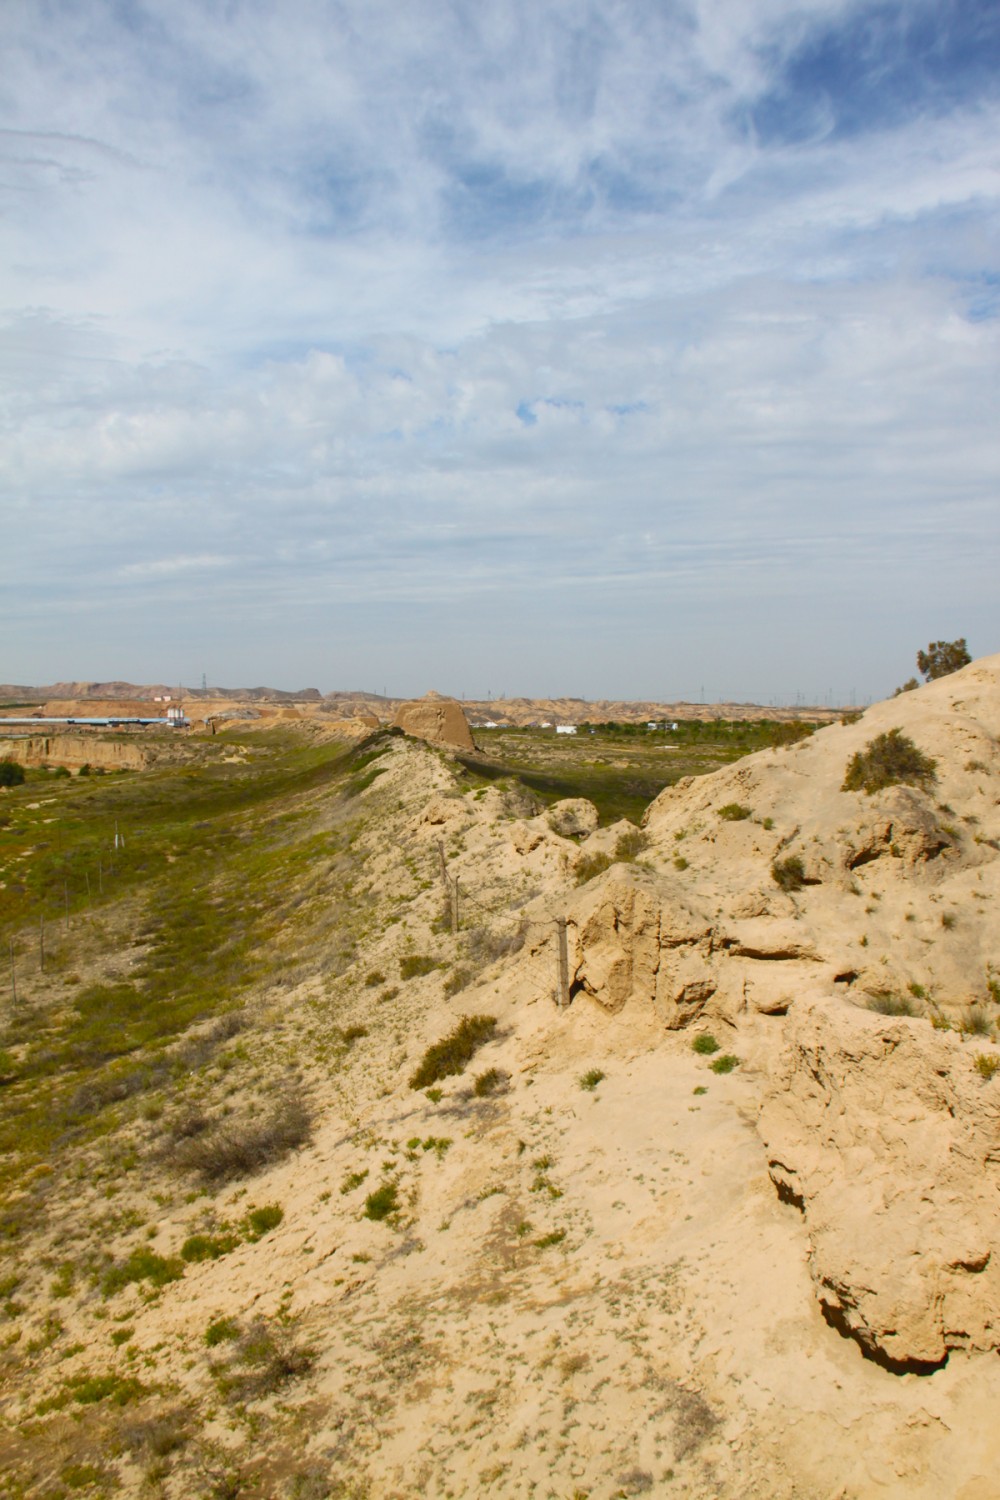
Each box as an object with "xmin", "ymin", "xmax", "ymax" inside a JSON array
[{"xmin": 457, "ymin": 718, "xmax": 814, "ymax": 824}]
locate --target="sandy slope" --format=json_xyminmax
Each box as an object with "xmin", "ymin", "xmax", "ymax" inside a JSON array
[{"xmin": 4, "ymin": 661, "xmax": 1000, "ymax": 1498}]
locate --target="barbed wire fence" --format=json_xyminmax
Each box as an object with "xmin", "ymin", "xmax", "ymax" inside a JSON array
[{"xmin": 433, "ymin": 839, "xmax": 572, "ymax": 1009}]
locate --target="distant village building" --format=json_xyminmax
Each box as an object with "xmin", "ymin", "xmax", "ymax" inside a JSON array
[{"xmin": 555, "ymin": 724, "xmax": 577, "ymax": 735}]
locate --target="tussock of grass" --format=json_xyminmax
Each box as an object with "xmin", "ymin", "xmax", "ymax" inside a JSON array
[
  {"xmin": 868, "ymin": 995, "xmax": 917, "ymax": 1017},
  {"xmin": 691, "ymin": 1034, "xmax": 719, "ymax": 1055},
  {"xmin": 409, "ymin": 1015, "xmax": 497, "ymax": 1090},
  {"xmin": 717, "ymin": 803, "xmax": 751, "ymax": 821}
]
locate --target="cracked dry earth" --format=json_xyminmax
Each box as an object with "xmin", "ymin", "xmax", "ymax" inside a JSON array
[{"xmin": 4, "ymin": 659, "xmax": 1000, "ymax": 1499}]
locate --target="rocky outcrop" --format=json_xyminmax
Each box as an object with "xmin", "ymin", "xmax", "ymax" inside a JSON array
[
  {"xmin": 0, "ymin": 734, "xmax": 151, "ymax": 772},
  {"xmin": 758, "ymin": 996, "xmax": 1000, "ymax": 1368},
  {"xmin": 547, "ymin": 798, "xmax": 599, "ymax": 838},
  {"xmin": 392, "ymin": 695, "xmax": 475, "ymax": 751}
]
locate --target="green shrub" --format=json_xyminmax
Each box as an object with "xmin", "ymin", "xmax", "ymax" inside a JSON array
[
  {"xmin": 340, "ymin": 1169, "xmax": 368, "ymax": 1195},
  {"xmin": 409, "ymin": 1014, "xmax": 497, "ymax": 1090},
  {"xmin": 534, "ymin": 1229, "xmax": 566, "ymax": 1249},
  {"xmin": 363, "ymin": 1183, "xmax": 398, "ymax": 1221},
  {"xmin": 579, "ymin": 1068, "xmax": 605, "ymax": 1090},
  {"xmin": 364, "ymin": 971, "xmax": 385, "ymax": 987},
  {"xmin": 400, "ymin": 954, "xmax": 439, "ymax": 980},
  {"xmin": 180, "ymin": 1233, "xmax": 239, "ymax": 1263},
  {"xmin": 917, "ymin": 638, "xmax": 970, "ymax": 681},
  {"xmin": 245, "ymin": 1204, "xmax": 283, "ymax": 1239},
  {"xmin": 717, "ymin": 803, "xmax": 751, "ymax": 822},
  {"xmin": 691, "ymin": 1034, "xmax": 719, "ymax": 1055},
  {"xmin": 842, "ymin": 729, "xmax": 937, "ymax": 795},
  {"xmin": 772, "ymin": 855, "xmax": 806, "ymax": 891},
  {"xmin": 975, "ymin": 1054, "xmax": 1000, "ymax": 1080},
  {"xmin": 767, "ymin": 721, "xmax": 815, "ymax": 748},
  {"xmin": 0, "ymin": 759, "xmax": 25, "ymax": 787},
  {"xmin": 710, "ymin": 1054, "xmax": 740, "ymax": 1074}
]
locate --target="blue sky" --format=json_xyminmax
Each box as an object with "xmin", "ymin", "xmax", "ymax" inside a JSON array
[{"xmin": 2, "ymin": 0, "xmax": 997, "ymax": 702}]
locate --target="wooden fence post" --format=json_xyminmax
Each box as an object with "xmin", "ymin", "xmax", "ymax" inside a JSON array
[{"xmin": 556, "ymin": 917, "xmax": 570, "ymax": 1007}]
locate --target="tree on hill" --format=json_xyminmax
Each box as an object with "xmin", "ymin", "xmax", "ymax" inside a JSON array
[{"xmin": 917, "ymin": 639, "xmax": 971, "ymax": 681}]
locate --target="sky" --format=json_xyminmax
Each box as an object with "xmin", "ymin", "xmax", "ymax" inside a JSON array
[{"xmin": 2, "ymin": 0, "xmax": 998, "ymax": 704}]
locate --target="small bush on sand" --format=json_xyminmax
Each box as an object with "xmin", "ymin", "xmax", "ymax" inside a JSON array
[
  {"xmin": 400, "ymin": 954, "xmax": 439, "ymax": 981},
  {"xmin": 975, "ymin": 1054, "xmax": 1000, "ymax": 1081},
  {"xmin": 575, "ymin": 852, "xmax": 612, "ymax": 885},
  {"xmin": 843, "ymin": 729, "xmax": 937, "ymax": 795},
  {"xmin": 363, "ymin": 1183, "xmax": 398, "ymax": 1221},
  {"xmin": 710, "ymin": 1054, "xmax": 740, "ymax": 1074},
  {"xmin": 868, "ymin": 995, "xmax": 916, "ymax": 1017},
  {"xmin": 615, "ymin": 827, "xmax": 648, "ymax": 860},
  {"xmin": 410, "ymin": 1015, "xmax": 497, "ymax": 1090},
  {"xmin": 772, "ymin": 855, "xmax": 806, "ymax": 891},
  {"xmin": 215, "ymin": 1318, "xmax": 315, "ymax": 1401},
  {"xmin": 473, "ymin": 1067, "xmax": 505, "ymax": 1097},
  {"xmin": 691, "ymin": 1034, "xmax": 719, "ymax": 1055},
  {"xmin": 717, "ymin": 803, "xmax": 751, "ymax": 822},
  {"xmin": 177, "ymin": 1093, "xmax": 312, "ymax": 1184},
  {"xmin": 579, "ymin": 1069, "xmax": 605, "ymax": 1091}
]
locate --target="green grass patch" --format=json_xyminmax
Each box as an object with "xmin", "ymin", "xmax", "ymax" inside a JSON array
[
  {"xmin": 101, "ymin": 1247, "xmax": 185, "ymax": 1297},
  {"xmin": 709, "ymin": 1054, "xmax": 740, "ymax": 1075}
]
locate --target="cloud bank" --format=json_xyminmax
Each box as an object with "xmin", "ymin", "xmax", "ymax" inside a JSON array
[{"xmin": 2, "ymin": 0, "xmax": 998, "ymax": 700}]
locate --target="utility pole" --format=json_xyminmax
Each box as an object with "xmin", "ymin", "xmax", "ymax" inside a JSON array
[
  {"xmin": 556, "ymin": 917, "xmax": 570, "ymax": 1007},
  {"xmin": 451, "ymin": 878, "xmax": 460, "ymax": 935}
]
